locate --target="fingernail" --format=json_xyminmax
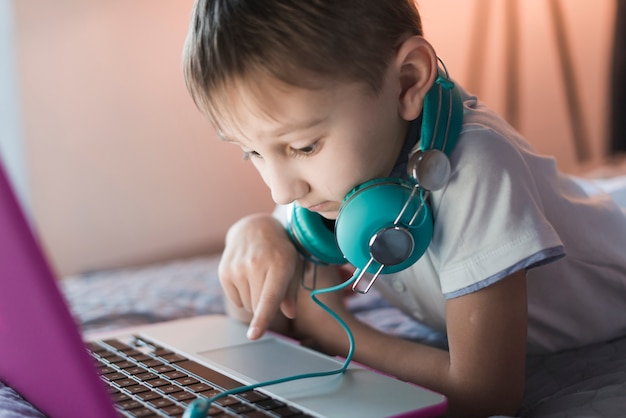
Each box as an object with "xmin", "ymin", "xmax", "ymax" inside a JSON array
[{"xmin": 247, "ymin": 326, "xmax": 259, "ymax": 340}]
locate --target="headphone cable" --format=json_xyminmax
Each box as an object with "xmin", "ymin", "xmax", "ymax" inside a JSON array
[{"xmin": 183, "ymin": 273, "xmax": 358, "ymax": 418}]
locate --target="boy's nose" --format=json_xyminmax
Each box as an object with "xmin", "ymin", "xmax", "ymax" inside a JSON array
[{"xmin": 268, "ymin": 169, "xmax": 308, "ymax": 206}]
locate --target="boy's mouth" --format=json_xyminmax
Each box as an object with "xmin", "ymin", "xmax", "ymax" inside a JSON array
[{"xmin": 304, "ymin": 201, "xmax": 339, "ymax": 217}]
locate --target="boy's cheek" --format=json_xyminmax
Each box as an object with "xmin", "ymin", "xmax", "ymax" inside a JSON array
[{"xmin": 255, "ymin": 167, "xmax": 272, "ymax": 189}]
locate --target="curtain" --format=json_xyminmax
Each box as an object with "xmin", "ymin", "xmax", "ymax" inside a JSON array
[{"xmin": 610, "ymin": 0, "xmax": 626, "ymax": 153}]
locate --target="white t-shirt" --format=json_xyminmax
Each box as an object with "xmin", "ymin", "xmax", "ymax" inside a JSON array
[
  {"xmin": 276, "ymin": 90, "xmax": 626, "ymax": 355},
  {"xmin": 374, "ymin": 91, "xmax": 626, "ymax": 354}
]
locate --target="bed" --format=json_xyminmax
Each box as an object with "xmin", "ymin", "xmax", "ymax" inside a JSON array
[{"xmin": 1, "ymin": 167, "xmax": 626, "ymax": 418}]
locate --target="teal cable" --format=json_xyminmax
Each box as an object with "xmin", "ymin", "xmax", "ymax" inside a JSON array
[{"xmin": 183, "ymin": 273, "xmax": 358, "ymax": 418}]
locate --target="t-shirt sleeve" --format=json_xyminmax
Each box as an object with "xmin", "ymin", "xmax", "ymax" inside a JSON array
[
  {"xmin": 272, "ymin": 204, "xmax": 290, "ymax": 226},
  {"xmin": 428, "ymin": 125, "xmax": 565, "ymax": 299}
]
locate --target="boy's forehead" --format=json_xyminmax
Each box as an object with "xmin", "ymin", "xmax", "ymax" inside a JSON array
[{"xmin": 213, "ymin": 76, "xmax": 338, "ymax": 140}]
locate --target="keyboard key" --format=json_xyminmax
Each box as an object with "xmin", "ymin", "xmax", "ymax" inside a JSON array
[
  {"xmin": 206, "ymin": 405, "xmax": 224, "ymax": 416},
  {"xmin": 126, "ymin": 385, "xmax": 151, "ymax": 395},
  {"xmin": 106, "ymin": 355, "xmax": 127, "ymax": 364},
  {"xmin": 152, "ymin": 364, "xmax": 175, "ymax": 373},
  {"xmin": 142, "ymin": 359, "xmax": 165, "ymax": 368},
  {"xmin": 98, "ymin": 350, "xmax": 118, "ymax": 359},
  {"xmin": 179, "ymin": 397, "xmax": 199, "ymax": 406},
  {"xmin": 116, "ymin": 361, "xmax": 136, "ymax": 369},
  {"xmin": 115, "ymin": 379, "xmax": 138, "ymax": 388},
  {"xmin": 176, "ymin": 376, "xmax": 200, "ymax": 386},
  {"xmin": 160, "ymin": 353, "xmax": 187, "ymax": 363},
  {"xmin": 239, "ymin": 391, "xmax": 268, "ymax": 403},
  {"xmin": 163, "ymin": 370, "xmax": 187, "ymax": 379},
  {"xmin": 125, "ymin": 366, "xmax": 149, "ymax": 375},
  {"xmin": 171, "ymin": 391, "xmax": 197, "ymax": 402},
  {"xmin": 107, "ymin": 386, "xmax": 120, "ymax": 395},
  {"xmin": 87, "ymin": 342, "xmax": 107, "ymax": 353},
  {"xmin": 162, "ymin": 404, "xmax": 186, "ymax": 415},
  {"xmin": 257, "ymin": 399, "xmax": 285, "ymax": 410},
  {"xmin": 187, "ymin": 382, "xmax": 213, "ymax": 393},
  {"xmin": 126, "ymin": 407, "xmax": 158, "ymax": 417},
  {"xmin": 196, "ymin": 389, "xmax": 222, "ymax": 398},
  {"xmin": 111, "ymin": 392, "xmax": 132, "ymax": 403},
  {"xmin": 100, "ymin": 366, "xmax": 116, "ymax": 375},
  {"xmin": 135, "ymin": 391, "xmax": 163, "ymax": 402},
  {"xmin": 228, "ymin": 403, "xmax": 255, "ymax": 414},
  {"xmin": 129, "ymin": 354, "xmax": 153, "ymax": 362},
  {"xmin": 145, "ymin": 378, "xmax": 170, "ymax": 388},
  {"xmin": 118, "ymin": 399, "xmax": 143, "ymax": 410},
  {"xmin": 148, "ymin": 397, "xmax": 175, "ymax": 409},
  {"xmin": 104, "ymin": 372, "xmax": 127, "ymax": 381},
  {"xmin": 157, "ymin": 384, "xmax": 184, "ymax": 395},
  {"xmin": 215, "ymin": 396, "xmax": 241, "ymax": 407},
  {"xmin": 103, "ymin": 339, "xmax": 133, "ymax": 352},
  {"xmin": 135, "ymin": 372, "xmax": 159, "ymax": 381}
]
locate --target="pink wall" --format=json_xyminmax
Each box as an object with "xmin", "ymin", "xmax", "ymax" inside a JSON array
[
  {"xmin": 15, "ymin": 0, "xmax": 275, "ymax": 276},
  {"xmin": 14, "ymin": 0, "xmax": 617, "ymax": 276}
]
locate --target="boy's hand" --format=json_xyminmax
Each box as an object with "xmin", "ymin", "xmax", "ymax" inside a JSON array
[{"xmin": 218, "ymin": 213, "xmax": 302, "ymax": 340}]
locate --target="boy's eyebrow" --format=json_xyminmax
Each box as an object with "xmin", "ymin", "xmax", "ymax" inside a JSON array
[
  {"xmin": 264, "ymin": 116, "xmax": 328, "ymax": 140},
  {"xmin": 217, "ymin": 117, "xmax": 327, "ymax": 143}
]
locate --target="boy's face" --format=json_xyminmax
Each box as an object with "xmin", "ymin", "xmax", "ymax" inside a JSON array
[{"xmin": 216, "ymin": 73, "xmax": 408, "ymax": 219}]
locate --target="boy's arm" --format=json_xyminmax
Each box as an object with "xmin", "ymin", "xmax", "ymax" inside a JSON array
[
  {"xmin": 293, "ymin": 269, "xmax": 528, "ymax": 417},
  {"xmin": 220, "ymin": 214, "xmax": 528, "ymax": 415}
]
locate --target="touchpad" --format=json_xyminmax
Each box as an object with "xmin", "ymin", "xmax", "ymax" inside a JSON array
[{"xmin": 199, "ymin": 338, "xmax": 341, "ymax": 382}]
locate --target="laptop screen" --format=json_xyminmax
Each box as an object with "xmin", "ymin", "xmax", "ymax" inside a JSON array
[{"xmin": 0, "ymin": 161, "xmax": 118, "ymax": 418}]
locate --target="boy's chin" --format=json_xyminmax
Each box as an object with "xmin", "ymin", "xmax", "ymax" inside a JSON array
[{"xmin": 318, "ymin": 211, "xmax": 339, "ymax": 220}]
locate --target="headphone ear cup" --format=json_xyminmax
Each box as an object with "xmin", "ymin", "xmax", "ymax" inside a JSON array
[
  {"xmin": 335, "ymin": 179, "xmax": 433, "ymax": 274},
  {"xmin": 288, "ymin": 204, "xmax": 346, "ymax": 265}
]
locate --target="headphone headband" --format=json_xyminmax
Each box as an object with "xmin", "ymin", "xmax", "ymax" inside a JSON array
[{"xmin": 420, "ymin": 69, "xmax": 464, "ymax": 156}]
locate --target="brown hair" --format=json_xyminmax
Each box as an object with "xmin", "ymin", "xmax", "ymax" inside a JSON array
[{"xmin": 183, "ymin": 0, "xmax": 423, "ymax": 120}]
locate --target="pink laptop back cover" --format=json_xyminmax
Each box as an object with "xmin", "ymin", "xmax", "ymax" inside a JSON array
[{"xmin": 0, "ymin": 161, "xmax": 117, "ymax": 418}]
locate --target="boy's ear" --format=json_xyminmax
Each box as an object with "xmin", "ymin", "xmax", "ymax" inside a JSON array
[{"xmin": 395, "ymin": 36, "xmax": 438, "ymax": 121}]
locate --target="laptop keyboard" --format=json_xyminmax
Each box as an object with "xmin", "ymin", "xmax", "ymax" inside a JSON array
[{"xmin": 88, "ymin": 336, "xmax": 313, "ymax": 418}]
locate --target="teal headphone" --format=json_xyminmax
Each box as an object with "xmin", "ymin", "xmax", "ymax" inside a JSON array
[{"xmin": 287, "ymin": 66, "xmax": 464, "ymax": 292}]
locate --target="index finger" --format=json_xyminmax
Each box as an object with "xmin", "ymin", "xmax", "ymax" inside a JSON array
[
  {"xmin": 247, "ymin": 261, "xmax": 302, "ymax": 340},
  {"xmin": 247, "ymin": 288, "xmax": 284, "ymax": 340}
]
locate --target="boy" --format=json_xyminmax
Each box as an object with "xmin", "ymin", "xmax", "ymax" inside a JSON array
[{"xmin": 183, "ymin": 1, "xmax": 626, "ymax": 416}]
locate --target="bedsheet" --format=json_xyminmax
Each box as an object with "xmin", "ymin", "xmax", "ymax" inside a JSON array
[{"xmin": 2, "ymin": 173, "xmax": 626, "ymax": 417}]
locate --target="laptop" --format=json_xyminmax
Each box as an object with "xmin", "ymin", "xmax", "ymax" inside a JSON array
[{"xmin": 0, "ymin": 159, "xmax": 447, "ymax": 418}]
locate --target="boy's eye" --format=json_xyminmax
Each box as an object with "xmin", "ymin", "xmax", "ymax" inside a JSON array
[
  {"xmin": 290, "ymin": 141, "xmax": 319, "ymax": 157},
  {"xmin": 242, "ymin": 150, "xmax": 262, "ymax": 160},
  {"xmin": 241, "ymin": 141, "xmax": 320, "ymax": 160}
]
